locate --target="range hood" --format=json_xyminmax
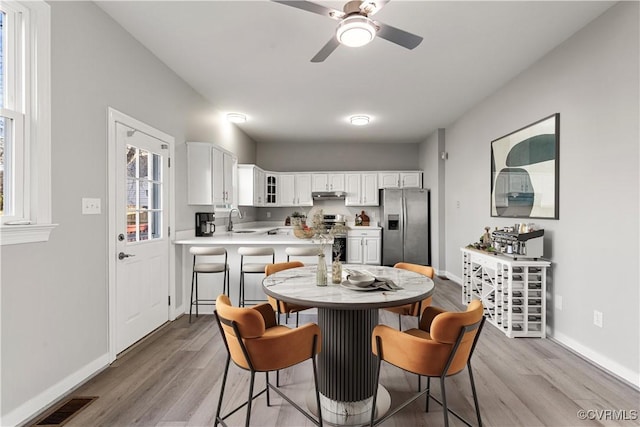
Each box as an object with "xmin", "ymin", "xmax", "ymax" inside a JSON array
[{"xmin": 312, "ymin": 191, "xmax": 347, "ymax": 200}]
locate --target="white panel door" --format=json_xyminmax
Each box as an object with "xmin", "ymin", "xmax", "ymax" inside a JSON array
[{"xmin": 116, "ymin": 123, "xmax": 169, "ymax": 353}]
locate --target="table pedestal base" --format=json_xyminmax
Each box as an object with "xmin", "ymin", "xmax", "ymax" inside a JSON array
[{"xmin": 306, "ymin": 386, "xmax": 391, "ymax": 426}]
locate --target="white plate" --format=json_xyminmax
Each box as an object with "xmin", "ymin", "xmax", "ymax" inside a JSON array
[{"xmin": 340, "ymin": 281, "xmax": 381, "ymax": 291}]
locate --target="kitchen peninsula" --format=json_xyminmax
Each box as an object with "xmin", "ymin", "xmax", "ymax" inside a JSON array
[{"xmin": 173, "ymin": 223, "xmax": 334, "ymax": 309}]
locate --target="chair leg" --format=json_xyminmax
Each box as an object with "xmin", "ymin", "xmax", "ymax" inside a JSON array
[
  {"xmin": 189, "ymin": 270, "xmax": 196, "ymax": 323},
  {"xmin": 398, "ymin": 313, "xmax": 402, "ymax": 331},
  {"xmin": 418, "ymin": 374, "xmax": 421, "ymax": 391},
  {"xmin": 266, "ymin": 372, "xmax": 271, "ymax": 407},
  {"xmin": 194, "ymin": 273, "xmax": 199, "ymax": 318},
  {"xmin": 440, "ymin": 376, "xmax": 449, "ymax": 427},
  {"xmin": 425, "ymin": 377, "xmax": 431, "ymax": 412},
  {"xmin": 296, "ymin": 312, "xmax": 300, "ymax": 328},
  {"xmin": 214, "ymin": 356, "xmax": 231, "ymax": 427},
  {"xmin": 370, "ymin": 339, "xmax": 383, "ymax": 426},
  {"xmin": 245, "ymin": 371, "xmax": 255, "ymax": 427},
  {"xmin": 468, "ymin": 362, "xmax": 483, "ymax": 427},
  {"xmin": 239, "ymin": 271, "xmax": 244, "ymax": 307},
  {"xmin": 311, "ymin": 346, "xmax": 323, "ymax": 426}
]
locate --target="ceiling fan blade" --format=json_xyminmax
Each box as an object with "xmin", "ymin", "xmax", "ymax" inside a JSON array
[
  {"xmin": 271, "ymin": 1, "xmax": 344, "ymax": 20},
  {"xmin": 311, "ymin": 37, "xmax": 340, "ymax": 63},
  {"xmin": 376, "ymin": 21, "xmax": 423, "ymax": 50},
  {"xmin": 361, "ymin": 0, "xmax": 391, "ymax": 16}
]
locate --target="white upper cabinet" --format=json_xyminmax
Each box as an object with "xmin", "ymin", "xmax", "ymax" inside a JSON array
[
  {"xmin": 238, "ymin": 164, "xmax": 265, "ymax": 206},
  {"xmin": 345, "ymin": 173, "xmax": 379, "ymax": 206},
  {"xmin": 377, "ymin": 172, "xmax": 422, "ymax": 188},
  {"xmin": 279, "ymin": 173, "xmax": 313, "ymax": 207},
  {"xmin": 279, "ymin": 174, "xmax": 296, "ymax": 206},
  {"xmin": 312, "ymin": 173, "xmax": 345, "ymax": 191},
  {"xmin": 400, "ymin": 172, "xmax": 422, "ymax": 188},
  {"xmin": 295, "ymin": 173, "xmax": 313, "ymax": 206},
  {"xmin": 361, "ymin": 173, "xmax": 379, "ymax": 205},
  {"xmin": 265, "ymin": 173, "xmax": 278, "ymax": 206},
  {"xmin": 187, "ymin": 142, "xmax": 237, "ymax": 209}
]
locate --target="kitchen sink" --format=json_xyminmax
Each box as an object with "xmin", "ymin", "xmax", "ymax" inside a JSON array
[{"xmin": 233, "ymin": 230, "xmax": 256, "ymax": 234}]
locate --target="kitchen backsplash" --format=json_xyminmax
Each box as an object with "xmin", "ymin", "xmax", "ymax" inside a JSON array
[{"xmin": 253, "ymin": 200, "xmax": 380, "ymax": 226}]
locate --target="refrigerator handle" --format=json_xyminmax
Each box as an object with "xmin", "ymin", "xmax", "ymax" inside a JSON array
[{"xmin": 402, "ymin": 194, "xmax": 407, "ymax": 260}]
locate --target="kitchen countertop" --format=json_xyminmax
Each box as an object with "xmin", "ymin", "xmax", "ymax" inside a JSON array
[{"xmin": 173, "ymin": 222, "xmax": 325, "ymax": 245}]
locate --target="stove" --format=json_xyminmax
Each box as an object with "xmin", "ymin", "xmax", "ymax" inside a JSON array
[{"xmin": 323, "ymin": 214, "xmax": 347, "ymax": 262}]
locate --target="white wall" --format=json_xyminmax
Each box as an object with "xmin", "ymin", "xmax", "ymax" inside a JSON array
[
  {"xmin": 0, "ymin": 2, "xmax": 256, "ymax": 425},
  {"xmin": 441, "ymin": 2, "xmax": 639, "ymax": 385},
  {"xmin": 257, "ymin": 141, "xmax": 420, "ymax": 171},
  {"xmin": 419, "ymin": 129, "xmax": 445, "ymax": 273}
]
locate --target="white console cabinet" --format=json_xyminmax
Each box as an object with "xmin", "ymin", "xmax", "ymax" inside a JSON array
[{"xmin": 461, "ymin": 248, "xmax": 550, "ymax": 338}]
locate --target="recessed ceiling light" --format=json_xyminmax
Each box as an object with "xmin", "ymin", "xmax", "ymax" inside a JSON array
[
  {"xmin": 336, "ymin": 15, "xmax": 377, "ymax": 48},
  {"xmin": 350, "ymin": 115, "xmax": 370, "ymax": 126},
  {"xmin": 226, "ymin": 113, "xmax": 246, "ymax": 123}
]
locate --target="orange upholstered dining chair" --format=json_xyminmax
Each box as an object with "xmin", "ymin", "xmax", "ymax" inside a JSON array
[
  {"xmin": 265, "ymin": 261, "xmax": 313, "ymax": 327},
  {"xmin": 384, "ymin": 262, "xmax": 435, "ymax": 330},
  {"xmin": 214, "ymin": 295, "xmax": 323, "ymax": 427},
  {"xmin": 370, "ymin": 300, "xmax": 485, "ymax": 427}
]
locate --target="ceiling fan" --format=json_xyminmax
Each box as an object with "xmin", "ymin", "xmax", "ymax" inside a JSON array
[{"xmin": 272, "ymin": 0, "xmax": 423, "ymax": 62}]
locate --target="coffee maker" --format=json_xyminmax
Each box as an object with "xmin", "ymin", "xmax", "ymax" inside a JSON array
[{"xmin": 195, "ymin": 212, "xmax": 216, "ymax": 237}]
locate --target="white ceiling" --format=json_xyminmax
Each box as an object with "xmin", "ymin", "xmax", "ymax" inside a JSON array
[{"xmin": 96, "ymin": 1, "xmax": 613, "ymax": 144}]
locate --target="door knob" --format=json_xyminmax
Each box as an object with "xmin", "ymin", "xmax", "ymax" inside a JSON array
[{"xmin": 118, "ymin": 252, "xmax": 135, "ymax": 260}]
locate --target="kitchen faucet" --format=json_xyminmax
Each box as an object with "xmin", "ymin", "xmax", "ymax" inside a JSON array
[{"xmin": 227, "ymin": 208, "xmax": 243, "ymax": 232}]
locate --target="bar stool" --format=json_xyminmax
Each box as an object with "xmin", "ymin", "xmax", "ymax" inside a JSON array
[
  {"xmin": 189, "ymin": 247, "xmax": 229, "ymax": 323},
  {"xmin": 285, "ymin": 246, "xmax": 320, "ymax": 263},
  {"xmin": 238, "ymin": 247, "xmax": 275, "ymax": 307}
]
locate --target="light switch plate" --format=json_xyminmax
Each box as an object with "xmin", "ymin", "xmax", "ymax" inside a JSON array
[{"xmin": 82, "ymin": 198, "xmax": 101, "ymax": 215}]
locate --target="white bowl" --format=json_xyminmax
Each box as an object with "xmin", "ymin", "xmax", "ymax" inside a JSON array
[{"xmin": 347, "ymin": 273, "xmax": 375, "ymax": 287}]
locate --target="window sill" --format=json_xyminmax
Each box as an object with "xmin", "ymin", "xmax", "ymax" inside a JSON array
[{"xmin": 0, "ymin": 223, "xmax": 58, "ymax": 245}]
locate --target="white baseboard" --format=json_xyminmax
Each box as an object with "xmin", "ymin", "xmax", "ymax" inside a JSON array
[
  {"xmin": 1, "ymin": 353, "xmax": 110, "ymax": 427},
  {"xmin": 550, "ymin": 331, "xmax": 640, "ymax": 389}
]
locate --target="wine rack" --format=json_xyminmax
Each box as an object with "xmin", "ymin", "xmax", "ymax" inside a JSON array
[{"xmin": 461, "ymin": 248, "xmax": 550, "ymax": 338}]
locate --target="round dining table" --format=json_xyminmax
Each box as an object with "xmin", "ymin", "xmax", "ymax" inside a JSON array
[{"xmin": 262, "ymin": 264, "xmax": 434, "ymax": 425}]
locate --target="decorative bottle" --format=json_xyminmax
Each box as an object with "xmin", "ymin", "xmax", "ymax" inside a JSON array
[
  {"xmin": 316, "ymin": 253, "xmax": 327, "ymax": 286},
  {"xmin": 332, "ymin": 258, "xmax": 342, "ymax": 284}
]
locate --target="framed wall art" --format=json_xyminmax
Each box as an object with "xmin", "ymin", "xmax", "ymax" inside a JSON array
[{"xmin": 491, "ymin": 113, "xmax": 559, "ymax": 219}]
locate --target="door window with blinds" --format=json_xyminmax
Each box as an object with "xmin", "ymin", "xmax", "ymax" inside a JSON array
[{"xmin": 127, "ymin": 145, "xmax": 163, "ymax": 242}]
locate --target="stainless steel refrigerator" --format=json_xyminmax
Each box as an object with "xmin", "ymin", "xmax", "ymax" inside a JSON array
[{"xmin": 380, "ymin": 188, "xmax": 431, "ymax": 266}]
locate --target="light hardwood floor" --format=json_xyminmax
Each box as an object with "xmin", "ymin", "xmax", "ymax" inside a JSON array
[{"xmin": 54, "ymin": 278, "xmax": 638, "ymax": 427}]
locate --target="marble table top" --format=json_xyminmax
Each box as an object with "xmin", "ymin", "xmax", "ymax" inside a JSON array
[{"xmin": 262, "ymin": 264, "xmax": 434, "ymax": 310}]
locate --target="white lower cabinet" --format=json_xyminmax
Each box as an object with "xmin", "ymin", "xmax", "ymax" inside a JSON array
[
  {"xmin": 347, "ymin": 229, "xmax": 381, "ymax": 265},
  {"xmin": 461, "ymin": 248, "xmax": 550, "ymax": 338}
]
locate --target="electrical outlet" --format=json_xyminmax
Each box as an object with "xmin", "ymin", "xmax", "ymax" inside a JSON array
[
  {"xmin": 82, "ymin": 198, "xmax": 101, "ymax": 215},
  {"xmin": 555, "ymin": 295, "xmax": 563, "ymax": 310},
  {"xmin": 456, "ymin": 200, "xmax": 461, "ymax": 208},
  {"xmin": 593, "ymin": 310, "xmax": 603, "ymax": 328},
  {"xmin": 266, "ymin": 211, "xmax": 271, "ymax": 218}
]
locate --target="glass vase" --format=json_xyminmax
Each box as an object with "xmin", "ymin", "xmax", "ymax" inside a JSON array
[
  {"xmin": 332, "ymin": 259, "xmax": 342, "ymax": 284},
  {"xmin": 316, "ymin": 253, "xmax": 327, "ymax": 286}
]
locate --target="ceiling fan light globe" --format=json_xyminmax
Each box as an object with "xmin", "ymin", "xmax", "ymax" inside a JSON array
[{"xmin": 336, "ymin": 15, "xmax": 376, "ymax": 47}]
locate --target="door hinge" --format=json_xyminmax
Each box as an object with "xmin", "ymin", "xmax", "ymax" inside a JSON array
[
  {"xmin": 168, "ymin": 158, "xmax": 171, "ymax": 168},
  {"xmin": 168, "ymin": 226, "xmax": 171, "ymax": 237},
  {"xmin": 168, "ymin": 295, "xmax": 171, "ymax": 306},
  {"xmin": 161, "ymin": 144, "xmax": 169, "ymax": 150}
]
